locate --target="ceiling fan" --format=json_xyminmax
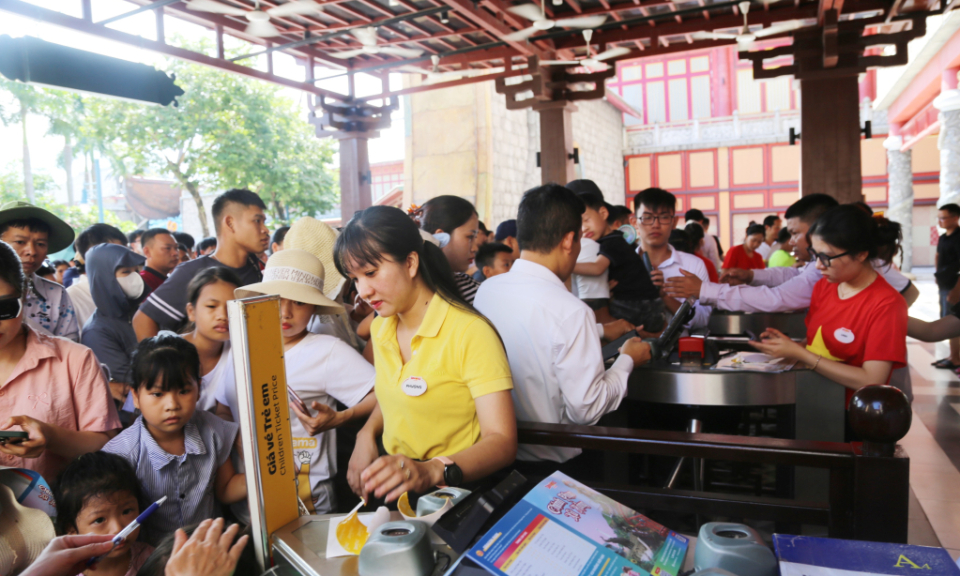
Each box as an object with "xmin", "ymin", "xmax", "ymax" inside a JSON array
[
  {"xmin": 539, "ymin": 30, "xmax": 630, "ymax": 69},
  {"xmin": 184, "ymin": 0, "xmax": 323, "ymax": 37},
  {"xmin": 398, "ymin": 56, "xmax": 467, "ymax": 81},
  {"xmin": 330, "ymin": 27, "xmax": 424, "ymax": 59},
  {"xmin": 690, "ymin": 1, "xmax": 803, "ymax": 50},
  {"xmin": 503, "ymin": 2, "xmax": 607, "ymax": 42}
]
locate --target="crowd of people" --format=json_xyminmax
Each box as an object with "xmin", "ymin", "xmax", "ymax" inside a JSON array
[{"xmin": 0, "ymin": 177, "xmax": 932, "ymax": 575}]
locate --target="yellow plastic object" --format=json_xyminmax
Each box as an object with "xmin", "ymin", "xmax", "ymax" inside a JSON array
[
  {"xmin": 397, "ymin": 492, "xmax": 416, "ymax": 518},
  {"xmin": 335, "ymin": 508, "xmax": 370, "ymax": 554}
]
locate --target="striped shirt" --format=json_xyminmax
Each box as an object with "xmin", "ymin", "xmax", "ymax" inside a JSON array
[
  {"xmin": 138, "ymin": 255, "xmax": 261, "ymax": 332},
  {"xmin": 455, "ymin": 272, "xmax": 480, "ymax": 304},
  {"xmin": 102, "ymin": 410, "xmax": 239, "ymax": 545}
]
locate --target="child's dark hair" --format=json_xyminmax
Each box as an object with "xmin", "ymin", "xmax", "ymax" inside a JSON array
[
  {"xmin": 196, "ymin": 236, "xmax": 217, "ymax": 254},
  {"xmin": 36, "ymin": 264, "xmax": 56, "ymax": 278},
  {"xmin": 746, "ymin": 223, "xmax": 765, "ymax": 237},
  {"xmin": 54, "ymin": 451, "xmax": 145, "ymax": 535},
  {"xmin": 517, "ymin": 184, "xmax": 584, "ymax": 254},
  {"xmin": 476, "ymin": 242, "xmax": 512, "ymax": 270},
  {"xmin": 607, "ymin": 205, "xmax": 632, "ymax": 226},
  {"xmin": 136, "ymin": 523, "xmax": 257, "ymax": 576},
  {"xmin": 809, "ymin": 204, "xmax": 902, "ymax": 266},
  {"xmin": 186, "ymin": 266, "xmax": 241, "ymax": 307},
  {"xmin": 777, "ymin": 226, "xmax": 791, "ymax": 245},
  {"xmin": 52, "ymin": 259, "xmax": 69, "ymax": 268},
  {"xmin": 685, "ymin": 209, "xmax": 706, "ymax": 223},
  {"xmin": 418, "ymin": 195, "xmax": 477, "ymax": 234},
  {"xmin": 334, "ymin": 206, "xmax": 474, "ymax": 314},
  {"xmin": 576, "ymin": 190, "xmax": 607, "ymax": 213},
  {"xmin": 669, "ymin": 229, "xmax": 693, "ymax": 254},
  {"xmin": 763, "ymin": 215, "xmax": 780, "ymax": 228},
  {"xmin": 633, "ymin": 188, "xmax": 676, "ymax": 214},
  {"xmin": 0, "ymin": 241, "xmax": 25, "ymax": 298},
  {"xmin": 684, "ymin": 222, "xmax": 705, "ymax": 248},
  {"xmin": 131, "ymin": 334, "xmax": 201, "ymax": 392}
]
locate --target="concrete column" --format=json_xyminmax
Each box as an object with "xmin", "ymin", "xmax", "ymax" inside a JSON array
[
  {"xmin": 934, "ymin": 86, "xmax": 960, "ymax": 208},
  {"xmin": 337, "ymin": 133, "xmax": 373, "ymax": 222},
  {"xmin": 536, "ymin": 101, "xmax": 578, "ymax": 185},
  {"xmin": 799, "ymin": 75, "xmax": 863, "ymax": 203},
  {"xmin": 884, "ymin": 133, "xmax": 914, "ymax": 271}
]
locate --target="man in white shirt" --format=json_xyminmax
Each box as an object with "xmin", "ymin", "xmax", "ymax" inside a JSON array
[
  {"xmin": 475, "ymin": 184, "xmax": 651, "ymax": 465},
  {"xmin": 634, "ymin": 188, "xmax": 712, "ymax": 329},
  {"xmin": 755, "ymin": 215, "xmax": 782, "ymax": 262}
]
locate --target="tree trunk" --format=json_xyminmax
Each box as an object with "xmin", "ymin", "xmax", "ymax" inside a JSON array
[
  {"xmin": 63, "ymin": 136, "xmax": 75, "ymax": 206},
  {"xmin": 20, "ymin": 99, "xmax": 34, "ymax": 203},
  {"xmin": 185, "ymin": 180, "xmax": 209, "ymax": 237}
]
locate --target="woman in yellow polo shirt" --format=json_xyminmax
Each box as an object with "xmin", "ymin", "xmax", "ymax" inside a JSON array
[{"xmin": 334, "ymin": 205, "xmax": 517, "ymax": 503}]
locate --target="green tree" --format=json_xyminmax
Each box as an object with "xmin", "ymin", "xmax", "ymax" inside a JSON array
[
  {"xmin": 0, "ymin": 78, "xmax": 44, "ymax": 203},
  {"xmin": 0, "ymin": 162, "xmax": 135, "ymax": 236},
  {"xmin": 81, "ymin": 42, "xmax": 338, "ymax": 236}
]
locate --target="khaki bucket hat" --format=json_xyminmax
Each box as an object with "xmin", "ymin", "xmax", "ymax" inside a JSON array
[
  {"xmin": 0, "ymin": 483, "xmax": 55, "ymax": 575},
  {"xmin": 283, "ymin": 217, "xmax": 346, "ymax": 300},
  {"xmin": 0, "ymin": 201, "xmax": 76, "ymax": 253},
  {"xmin": 235, "ymin": 249, "xmax": 345, "ymax": 315}
]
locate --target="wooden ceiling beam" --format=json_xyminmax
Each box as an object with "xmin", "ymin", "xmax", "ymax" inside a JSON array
[{"xmin": 439, "ymin": 0, "xmax": 548, "ymax": 57}]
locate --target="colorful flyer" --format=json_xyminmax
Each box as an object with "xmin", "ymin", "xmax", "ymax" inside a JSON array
[{"xmin": 467, "ymin": 472, "xmax": 688, "ymax": 576}]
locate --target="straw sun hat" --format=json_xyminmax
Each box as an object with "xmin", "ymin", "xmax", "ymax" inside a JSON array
[
  {"xmin": 283, "ymin": 217, "xmax": 346, "ymax": 300},
  {"xmin": 0, "ymin": 483, "xmax": 55, "ymax": 575},
  {"xmin": 235, "ymin": 249, "xmax": 345, "ymax": 315}
]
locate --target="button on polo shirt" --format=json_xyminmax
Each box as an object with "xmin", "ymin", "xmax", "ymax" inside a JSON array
[{"xmin": 372, "ymin": 294, "xmax": 513, "ymax": 460}]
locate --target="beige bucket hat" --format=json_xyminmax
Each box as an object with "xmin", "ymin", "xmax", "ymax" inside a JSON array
[
  {"xmin": 235, "ymin": 249, "xmax": 345, "ymax": 315},
  {"xmin": 283, "ymin": 217, "xmax": 346, "ymax": 300},
  {"xmin": 0, "ymin": 483, "xmax": 55, "ymax": 575}
]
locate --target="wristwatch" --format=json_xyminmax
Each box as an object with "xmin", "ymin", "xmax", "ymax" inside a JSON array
[{"xmin": 433, "ymin": 456, "xmax": 463, "ymax": 487}]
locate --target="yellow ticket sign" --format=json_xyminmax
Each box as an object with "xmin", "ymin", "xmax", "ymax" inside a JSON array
[{"xmin": 228, "ymin": 295, "xmax": 300, "ymax": 570}]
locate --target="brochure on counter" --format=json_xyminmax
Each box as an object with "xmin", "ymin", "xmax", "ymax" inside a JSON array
[
  {"xmin": 774, "ymin": 534, "xmax": 960, "ymax": 575},
  {"xmin": 465, "ymin": 471, "xmax": 688, "ymax": 576}
]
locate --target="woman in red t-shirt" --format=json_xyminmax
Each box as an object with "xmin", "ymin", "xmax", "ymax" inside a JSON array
[
  {"xmin": 750, "ymin": 205, "xmax": 907, "ymax": 395},
  {"xmin": 685, "ymin": 222, "xmax": 720, "ymax": 282},
  {"xmin": 722, "ymin": 224, "xmax": 766, "ymax": 271}
]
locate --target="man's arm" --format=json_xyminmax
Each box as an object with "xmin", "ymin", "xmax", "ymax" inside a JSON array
[
  {"xmin": 699, "ymin": 264, "xmax": 819, "ymax": 313},
  {"xmin": 132, "ymin": 311, "xmax": 159, "ymax": 342},
  {"xmin": 751, "ymin": 265, "xmax": 802, "ymax": 287}
]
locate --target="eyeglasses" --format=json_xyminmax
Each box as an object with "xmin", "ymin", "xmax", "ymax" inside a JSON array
[
  {"xmin": 638, "ymin": 213, "xmax": 674, "ymax": 225},
  {"xmin": 807, "ymin": 247, "xmax": 851, "ymax": 268},
  {"xmin": 0, "ymin": 297, "xmax": 22, "ymax": 321}
]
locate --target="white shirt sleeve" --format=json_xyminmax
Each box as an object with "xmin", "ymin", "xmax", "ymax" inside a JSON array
[
  {"xmin": 751, "ymin": 265, "xmax": 803, "ymax": 287},
  {"xmin": 554, "ymin": 309, "xmax": 634, "ymax": 425},
  {"xmin": 876, "ymin": 262, "xmax": 911, "ymax": 292},
  {"xmin": 699, "ymin": 263, "xmax": 820, "ymax": 312},
  {"xmin": 675, "ymin": 256, "xmax": 713, "ymax": 329},
  {"xmin": 322, "ymin": 339, "xmax": 376, "ymax": 407}
]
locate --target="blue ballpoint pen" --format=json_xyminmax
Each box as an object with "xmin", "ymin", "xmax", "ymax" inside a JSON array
[{"xmin": 87, "ymin": 496, "xmax": 167, "ymax": 566}]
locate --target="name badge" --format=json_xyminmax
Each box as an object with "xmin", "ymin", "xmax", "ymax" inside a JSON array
[
  {"xmin": 834, "ymin": 327, "xmax": 855, "ymax": 344},
  {"xmin": 401, "ymin": 376, "xmax": 427, "ymax": 397}
]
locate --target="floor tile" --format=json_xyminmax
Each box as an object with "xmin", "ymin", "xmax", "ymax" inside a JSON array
[
  {"xmin": 909, "ymin": 463, "xmax": 960, "ymax": 503},
  {"xmin": 918, "ymin": 500, "xmax": 960, "ymax": 549}
]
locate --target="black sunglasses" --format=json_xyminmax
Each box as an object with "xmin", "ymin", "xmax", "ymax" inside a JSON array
[
  {"xmin": 807, "ymin": 247, "xmax": 851, "ymax": 268},
  {"xmin": 0, "ymin": 297, "xmax": 22, "ymax": 321}
]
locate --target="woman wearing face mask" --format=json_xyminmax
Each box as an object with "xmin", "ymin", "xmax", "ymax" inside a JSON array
[
  {"xmin": 750, "ymin": 205, "xmax": 908, "ymax": 406},
  {"xmin": 416, "ymin": 196, "xmax": 482, "ymax": 303},
  {"xmin": 336, "ymin": 206, "xmax": 516, "ymax": 504},
  {"xmin": 80, "ymin": 243, "xmax": 147, "ymax": 409}
]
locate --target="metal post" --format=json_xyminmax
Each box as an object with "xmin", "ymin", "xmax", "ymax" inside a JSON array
[{"xmin": 94, "ymin": 156, "xmax": 105, "ymax": 223}]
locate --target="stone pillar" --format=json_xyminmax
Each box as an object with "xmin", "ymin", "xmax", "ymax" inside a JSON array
[
  {"xmin": 536, "ymin": 101, "xmax": 578, "ymax": 185},
  {"xmin": 337, "ymin": 132, "xmax": 373, "ymax": 222},
  {"xmin": 884, "ymin": 132, "xmax": 914, "ymax": 271},
  {"xmin": 935, "ymin": 71, "xmax": 960, "ymax": 209},
  {"xmin": 799, "ymin": 75, "xmax": 863, "ymax": 203}
]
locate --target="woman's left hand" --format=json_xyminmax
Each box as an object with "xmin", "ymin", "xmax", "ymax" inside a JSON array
[
  {"xmin": 360, "ymin": 455, "xmax": 442, "ymax": 503},
  {"xmin": 290, "ymin": 401, "xmax": 341, "ymax": 435},
  {"xmin": 0, "ymin": 416, "xmax": 49, "ymax": 459},
  {"xmin": 749, "ymin": 328, "xmax": 805, "ymax": 360}
]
